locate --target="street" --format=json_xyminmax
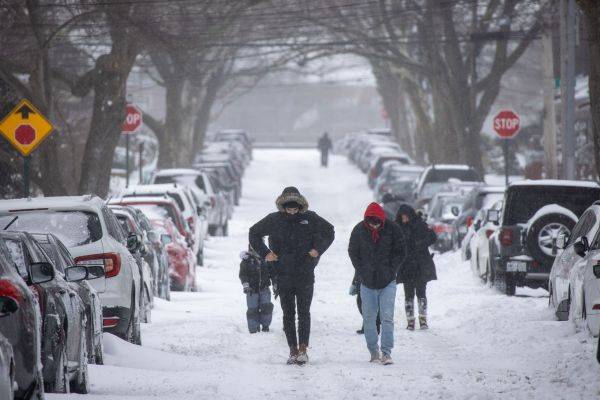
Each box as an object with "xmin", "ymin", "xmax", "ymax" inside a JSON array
[{"xmin": 48, "ymin": 150, "xmax": 600, "ymax": 400}]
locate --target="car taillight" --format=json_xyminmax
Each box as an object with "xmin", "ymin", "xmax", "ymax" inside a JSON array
[
  {"xmin": 485, "ymin": 229, "xmax": 494, "ymax": 238},
  {"xmin": 0, "ymin": 279, "xmax": 22, "ymax": 302},
  {"xmin": 432, "ymin": 224, "xmax": 451, "ymax": 234},
  {"xmin": 466, "ymin": 216, "xmax": 474, "ymax": 227},
  {"xmin": 103, "ymin": 317, "xmax": 119, "ymax": 328},
  {"xmin": 500, "ymin": 228, "xmax": 513, "ymax": 247},
  {"xmin": 593, "ymin": 304, "xmax": 600, "ymax": 311},
  {"xmin": 75, "ymin": 253, "xmax": 121, "ymax": 278}
]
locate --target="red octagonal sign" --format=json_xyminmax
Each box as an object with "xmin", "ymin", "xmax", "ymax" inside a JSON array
[
  {"xmin": 15, "ymin": 124, "xmax": 36, "ymax": 145},
  {"xmin": 122, "ymin": 104, "xmax": 142, "ymax": 134},
  {"xmin": 493, "ymin": 110, "xmax": 520, "ymax": 139}
]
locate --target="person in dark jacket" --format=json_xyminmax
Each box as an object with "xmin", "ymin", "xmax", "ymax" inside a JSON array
[
  {"xmin": 239, "ymin": 247, "xmax": 274, "ymax": 333},
  {"xmin": 317, "ymin": 132, "xmax": 333, "ymax": 167},
  {"xmin": 249, "ymin": 187, "xmax": 335, "ymax": 365},
  {"xmin": 395, "ymin": 203, "xmax": 437, "ymax": 330},
  {"xmin": 348, "ymin": 202, "xmax": 405, "ymax": 365}
]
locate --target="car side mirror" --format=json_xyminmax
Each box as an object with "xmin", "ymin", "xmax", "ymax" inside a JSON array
[
  {"xmin": 487, "ymin": 209, "xmax": 500, "ymax": 225},
  {"xmin": 0, "ymin": 296, "xmax": 18, "ymax": 318},
  {"xmin": 29, "ymin": 262, "xmax": 55, "ymax": 284},
  {"xmin": 126, "ymin": 234, "xmax": 140, "ymax": 253},
  {"xmin": 451, "ymin": 206, "xmax": 460, "ymax": 217},
  {"xmin": 574, "ymin": 236, "xmax": 589, "ymax": 258},
  {"xmin": 84, "ymin": 265, "xmax": 105, "ymax": 280},
  {"xmin": 65, "ymin": 266, "xmax": 88, "ymax": 282}
]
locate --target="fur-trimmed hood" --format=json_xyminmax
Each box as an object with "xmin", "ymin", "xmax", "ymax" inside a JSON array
[{"xmin": 275, "ymin": 186, "xmax": 309, "ymax": 212}]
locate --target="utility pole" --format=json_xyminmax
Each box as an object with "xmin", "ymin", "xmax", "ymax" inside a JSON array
[
  {"xmin": 542, "ymin": 4, "xmax": 558, "ymax": 179},
  {"xmin": 560, "ymin": 0, "xmax": 577, "ymax": 180}
]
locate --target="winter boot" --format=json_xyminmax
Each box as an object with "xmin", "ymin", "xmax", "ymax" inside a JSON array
[
  {"xmin": 287, "ymin": 347, "xmax": 299, "ymax": 365},
  {"xmin": 418, "ymin": 298, "xmax": 428, "ymax": 330},
  {"xmin": 261, "ymin": 325, "xmax": 269, "ymax": 332},
  {"xmin": 369, "ymin": 351, "xmax": 381, "ymax": 363},
  {"xmin": 405, "ymin": 299, "xmax": 415, "ymax": 330},
  {"xmin": 381, "ymin": 354, "xmax": 394, "ymax": 365},
  {"xmin": 296, "ymin": 344, "xmax": 309, "ymax": 365},
  {"xmin": 407, "ymin": 317, "xmax": 416, "ymax": 331}
]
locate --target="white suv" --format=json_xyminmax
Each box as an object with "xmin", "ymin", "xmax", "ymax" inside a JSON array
[{"xmin": 0, "ymin": 196, "xmax": 142, "ymax": 344}]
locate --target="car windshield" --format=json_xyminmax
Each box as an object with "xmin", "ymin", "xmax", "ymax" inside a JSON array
[
  {"xmin": 421, "ymin": 182, "xmax": 446, "ymax": 199},
  {"xmin": 3, "ymin": 239, "xmax": 28, "ymax": 278},
  {"xmin": 389, "ymin": 180, "xmax": 414, "ymax": 192},
  {"xmin": 426, "ymin": 168, "xmax": 481, "ymax": 183},
  {"xmin": 504, "ymin": 186, "xmax": 600, "ymax": 225},
  {"xmin": 480, "ymin": 193, "xmax": 505, "ymax": 210},
  {"xmin": 127, "ymin": 203, "xmax": 177, "ymax": 223},
  {"xmin": 390, "ymin": 170, "xmax": 420, "ymax": 181},
  {"xmin": 0, "ymin": 211, "xmax": 103, "ymax": 247}
]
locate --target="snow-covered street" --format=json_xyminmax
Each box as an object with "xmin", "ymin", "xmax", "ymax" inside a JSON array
[{"xmin": 50, "ymin": 149, "xmax": 600, "ymax": 400}]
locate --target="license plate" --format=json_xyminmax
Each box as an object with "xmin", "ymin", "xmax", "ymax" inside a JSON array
[{"xmin": 506, "ymin": 261, "xmax": 527, "ymax": 272}]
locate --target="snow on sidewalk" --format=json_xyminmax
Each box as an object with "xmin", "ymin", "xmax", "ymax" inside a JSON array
[{"xmin": 49, "ymin": 150, "xmax": 600, "ymax": 400}]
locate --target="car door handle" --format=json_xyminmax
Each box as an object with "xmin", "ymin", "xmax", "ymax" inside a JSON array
[
  {"xmin": 58, "ymin": 289, "xmax": 66, "ymax": 294},
  {"xmin": 69, "ymin": 292, "xmax": 76, "ymax": 298}
]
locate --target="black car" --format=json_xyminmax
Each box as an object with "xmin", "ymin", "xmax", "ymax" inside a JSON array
[
  {"xmin": 33, "ymin": 233, "xmax": 105, "ymax": 365},
  {"xmin": 0, "ymin": 238, "xmax": 45, "ymax": 400},
  {"xmin": 0, "ymin": 231, "xmax": 90, "ymax": 394},
  {"xmin": 487, "ymin": 180, "xmax": 600, "ymax": 295}
]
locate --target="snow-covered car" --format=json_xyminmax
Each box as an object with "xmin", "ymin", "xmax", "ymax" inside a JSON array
[
  {"xmin": 120, "ymin": 184, "xmax": 205, "ymax": 260},
  {"xmin": 0, "ymin": 238, "xmax": 44, "ymax": 400},
  {"xmin": 33, "ymin": 233, "xmax": 105, "ymax": 365},
  {"xmin": 374, "ymin": 164, "xmax": 424, "ymax": 203},
  {"xmin": 549, "ymin": 201, "xmax": 600, "ymax": 336},
  {"xmin": 469, "ymin": 201, "xmax": 504, "ymax": 282},
  {"xmin": 367, "ymin": 153, "xmax": 413, "ymax": 188},
  {"xmin": 427, "ymin": 192, "xmax": 467, "ymax": 252},
  {"xmin": 0, "ymin": 331, "xmax": 14, "ymax": 400},
  {"xmin": 0, "ymin": 196, "xmax": 143, "ymax": 345},
  {"xmin": 214, "ymin": 129, "xmax": 253, "ymax": 161},
  {"xmin": 413, "ymin": 164, "xmax": 483, "ymax": 209},
  {"xmin": 1, "ymin": 231, "xmax": 90, "ymax": 393},
  {"xmin": 488, "ymin": 180, "xmax": 600, "ymax": 296}
]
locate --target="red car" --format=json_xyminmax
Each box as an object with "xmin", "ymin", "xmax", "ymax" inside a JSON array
[{"xmin": 151, "ymin": 219, "xmax": 196, "ymax": 292}]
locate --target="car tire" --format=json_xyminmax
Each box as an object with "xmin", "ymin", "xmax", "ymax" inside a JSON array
[
  {"xmin": 71, "ymin": 330, "xmax": 89, "ymax": 394},
  {"xmin": 208, "ymin": 225, "xmax": 217, "ymax": 236},
  {"xmin": 505, "ymin": 274, "xmax": 516, "ymax": 296},
  {"xmin": 526, "ymin": 213, "xmax": 576, "ymax": 267},
  {"xmin": 196, "ymin": 250, "xmax": 204, "ymax": 266},
  {"xmin": 47, "ymin": 345, "xmax": 69, "ymax": 393},
  {"xmin": 94, "ymin": 336, "xmax": 104, "ymax": 365},
  {"xmin": 486, "ymin": 261, "xmax": 495, "ymax": 288},
  {"xmin": 126, "ymin": 291, "xmax": 142, "ymax": 346}
]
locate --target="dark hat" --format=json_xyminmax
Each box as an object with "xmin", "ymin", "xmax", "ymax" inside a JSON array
[{"xmin": 276, "ymin": 186, "xmax": 308, "ymax": 212}]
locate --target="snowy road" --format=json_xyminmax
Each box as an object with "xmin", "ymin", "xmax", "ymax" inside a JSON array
[{"xmin": 50, "ymin": 150, "xmax": 600, "ymax": 400}]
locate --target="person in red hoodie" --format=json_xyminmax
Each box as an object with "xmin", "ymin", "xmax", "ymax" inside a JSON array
[{"xmin": 348, "ymin": 202, "xmax": 405, "ymax": 365}]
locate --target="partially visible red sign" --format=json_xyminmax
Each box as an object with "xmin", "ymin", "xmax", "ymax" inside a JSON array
[
  {"xmin": 493, "ymin": 110, "xmax": 520, "ymax": 139},
  {"xmin": 122, "ymin": 104, "xmax": 142, "ymax": 134}
]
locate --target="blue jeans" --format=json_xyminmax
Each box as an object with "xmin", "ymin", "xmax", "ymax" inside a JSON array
[
  {"xmin": 246, "ymin": 288, "xmax": 274, "ymax": 333},
  {"xmin": 360, "ymin": 281, "xmax": 397, "ymax": 356}
]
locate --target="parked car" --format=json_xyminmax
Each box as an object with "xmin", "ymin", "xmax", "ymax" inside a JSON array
[
  {"xmin": 451, "ymin": 186, "xmax": 505, "ymax": 249},
  {"xmin": 0, "ymin": 331, "xmax": 15, "ymax": 400},
  {"xmin": 427, "ymin": 192, "xmax": 467, "ymax": 252},
  {"xmin": 0, "ymin": 196, "xmax": 143, "ymax": 345},
  {"xmin": 367, "ymin": 153, "xmax": 413, "ymax": 188},
  {"xmin": 32, "ymin": 233, "xmax": 105, "ymax": 365},
  {"xmin": 196, "ymin": 161, "xmax": 242, "ymax": 206},
  {"xmin": 214, "ymin": 129, "xmax": 253, "ymax": 160},
  {"xmin": 150, "ymin": 218, "xmax": 196, "ymax": 291},
  {"xmin": 0, "ymin": 238, "xmax": 44, "ymax": 400},
  {"xmin": 0, "ymin": 231, "xmax": 90, "ymax": 394},
  {"xmin": 374, "ymin": 165, "xmax": 424, "ymax": 203},
  {"xmin": 413, "ymin": 164, "xmax": 483, "ymax": 209},
  {"xmin": 487, "ymin": 180, "xmax": 600, "ymax": 296},
  {"xmin": 469, "ymin": 201, "xmax": 504, "ymax": 282}
]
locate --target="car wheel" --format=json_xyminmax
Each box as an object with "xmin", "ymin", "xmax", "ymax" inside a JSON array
[
  {"xmin": 94, "ymin": 335, "xmax": 104, "ymax": 365},
  {"xmin": 208, "ymin": 225, "xmax": 217, "ymax": 236},
  {"xmin": 127, "ymin": 311, "xmax": 142, "ymax": 346},
  {"xmin": 143, "ymin": 288, "xmax": 152, "ymax": 324},
  {"xmin": 549, "ymin": 282, "xmax": 554, "ymax": 308},
  {"xmin": 71, "ymin": 330, "xmax": 89, "ymax": 394},
  {"xmin": 486, "ymin": 261, "xmax": 495, "ymax": 288},
  {"xmin": 164, "ymin": 273, "xmax": 171, "ymax": 301},
  {"xmin": 196, "ymin": 250, "xmax": 204, "ymax": 266},
  {"xmin": 505, "ymin": 275, "xmax": 516, "ymax": 296},
  {"xmin": 47, "ymin": 345, "xmax": 69, "ymax": 393},
  {"xmin": 526, "ymin": 213, "xmax": 576, "ymax": 266}
]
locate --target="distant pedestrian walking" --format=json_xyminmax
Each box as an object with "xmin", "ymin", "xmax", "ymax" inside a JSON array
[
  {"xmin": 249, "ymin": 187, "xmax": 335, "ymax": 365},
  {"xmin": 317, "ymin": 132, "xmax": 333, "ymax": 167},
  {"xmin": 239, "ymin": 247, "xmax": 274, "ymax": 333},
  {"xmin": 348, "ymin": 202, "xmax": 405, "ymax": 365},
  {"xmin": 395, "ymin": 204, "xmax": 437, "ymax": 330}
]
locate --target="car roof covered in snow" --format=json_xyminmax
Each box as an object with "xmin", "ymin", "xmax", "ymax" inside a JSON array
[
  {"xmin": 154, "ymin": 168, "xmax": 200, "ymax": 176},
  {"xmin": 109, "ymin": 195, "xmax": 176, "ymax": 205},
  {"xmin": 389, "ymin": 165, "xmax": 424, "ymax": 172},
  {"xmin": 426, "ymin": 164, "xmax": 473, "ymax": 170},
  {"xmin": 0, "ymin": 195, "xmax": 105, "ymax": 212},
  {"xmin": 509, "ymin": 179, "xmax": 600, "ymax": 189}
]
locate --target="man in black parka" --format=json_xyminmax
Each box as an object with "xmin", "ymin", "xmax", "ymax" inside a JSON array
[
  {"xmin": 395, "ymin": 204, "xmax": 437, "ymax": 330},
  {"xmin": 249, "ymin": 187, "xmax": 335, "ymax": 365}
]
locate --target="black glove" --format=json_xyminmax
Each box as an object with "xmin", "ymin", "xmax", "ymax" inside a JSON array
[{"xmin": 242, "ymin": 282, "xmax": 252, "ymax": 294}]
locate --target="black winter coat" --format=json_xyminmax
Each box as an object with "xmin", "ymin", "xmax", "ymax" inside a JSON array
[
  {"xmin": 249, "ymin": 210, "xmax": 335, "ymax": 289},
  {"xmin": 348, "ymin": 220, "xmax": 406, "ymax": 290},
  {"xmin": 239, "ymin": 253, "xmax": 272, "ymax": 292},
  {"xmin": 396, "ymin": 214, "xmax": 437, "ymax": 284}
]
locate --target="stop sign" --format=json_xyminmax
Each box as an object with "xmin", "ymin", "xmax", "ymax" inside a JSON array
[
  {"xmin": 122, "ymin": 104, "xmax": 142, "ymax": 133},
  {"xmin": 493, "ymin": 110, "xmax": 520, "ymax": 139}
]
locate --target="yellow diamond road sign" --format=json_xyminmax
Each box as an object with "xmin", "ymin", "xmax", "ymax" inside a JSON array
[{"xmin": 0, "ymin": 99, "xmax": 54, "ymax": 157}]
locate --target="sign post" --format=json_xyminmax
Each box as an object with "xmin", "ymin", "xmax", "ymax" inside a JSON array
[
  {"xmin": 122, "ymin": 104, "xmax": 143, "ymax": 188},
  {"xmin": 0, "ymin": 99, "xmax": 55, "ymax": 197},
  {"xmin": 492, "ymin": 109, "xmax": 521, "ymax": 186}
]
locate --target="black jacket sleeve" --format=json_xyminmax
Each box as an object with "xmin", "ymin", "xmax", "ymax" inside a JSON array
[
  {"xmin": 415, "ymin": 222, "xmax": 437, "ymax": 248},
  {"xmin": 239, "ymin": 260, "xmax": 249, "ymax": 284},
  {"xmin": 249, "ymin": 213, "xmax": 275, "ymax": 258},
  {"xmin": 348, "ymin": 224, "xmax": 362, "ymax": 272},
  {"xmin": 390, "ymin": 223, "xmax": 406, "ymax": 274},
  {"xmin": 311, "ymin": 212, "xmax": 335, "ymax": 255}
]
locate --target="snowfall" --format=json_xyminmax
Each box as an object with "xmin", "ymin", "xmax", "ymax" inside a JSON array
[{"xmin": 49, "ymin": 150, "xmax": 600, "ymax": 400}]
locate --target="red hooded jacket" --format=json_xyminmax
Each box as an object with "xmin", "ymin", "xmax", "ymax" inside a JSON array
[{"xmin": 363, "ymin": 202, "xmax": 386, "ymax": 243}]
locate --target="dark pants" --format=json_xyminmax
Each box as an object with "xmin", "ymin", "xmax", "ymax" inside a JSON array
[
  {"xmin": 246, "ymin": 288, "xmax": 274, "ymax": 333},
  {"xmin": 279, "ymin": 284, "xmax": 314, "ymax": 348},
  {"xmin": 403, "ymin": 280, "xmax": 427, "ymax": 317},
  {"xmin": 320, "ymin": 151, "xmax": 329, "ymax": 167},
  {"xmin": 357, "ymin": 288, "xmax": 381, "ymax": 333}
]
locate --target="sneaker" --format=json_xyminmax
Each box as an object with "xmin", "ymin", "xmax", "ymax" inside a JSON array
[
  {"xmin": 381, "ymin": 354, "xmax": 393, "ymax": 365},
  {"xmin": 287, "ymin": 347, "xmax": 298, "ymax": 365},
  {"xmin": 369, "ymin": 352, "xmax": 381, "ymax": 363},
  {"xmin": 296, "ymin": 344, "xmax": 309, "ymax": 365},
  {"xmin": 419, "ymin": 315, "xmax": 428, "ymax": 330},
  {"xmin": 407, "ymin": 318, "xmax": 415, "ymax": 331}
]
